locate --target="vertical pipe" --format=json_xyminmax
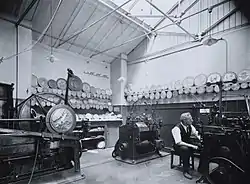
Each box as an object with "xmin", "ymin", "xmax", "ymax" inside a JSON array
[{"xmin": 15, "ymin": 25, "xmax": 19, "ymax": 115}]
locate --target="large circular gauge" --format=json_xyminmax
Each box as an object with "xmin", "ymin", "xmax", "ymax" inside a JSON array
[
  {"xmin": 222, "ymin": 72, "xmax": 237, "ymax": 83},
  {"xmin": 46, "ymin": 104, "xmax": 76, "ymax": 134},
  {"xmin": 194, "ymin": 74, "xmax": 207, "ymax": 86},
  {"xmin": 182, "ymin": 77, "xmax": 194, "ymax": 88},
  {"xmin": 207, "ymin": 73, "xmax": 221, "ymax": 84},
  {"xmin": 238, "ymin": 69, "xmax": 250, "ymax": 82}
]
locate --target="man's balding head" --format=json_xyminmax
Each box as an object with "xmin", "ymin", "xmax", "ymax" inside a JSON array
[{"xmin": 180, "ymin": 112, "xmax": 193, "ymax": 125}]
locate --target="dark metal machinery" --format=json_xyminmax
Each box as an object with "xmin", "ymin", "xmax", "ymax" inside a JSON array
[
  {"xmin": 194, "ymin": 80, "xmax": 250, "ymax": 184},
  {"xmin": 0, "ymin": 69, "xmax": 83, "ymax": 184},
  {"xmin": 112, "ymin": 101, "xmax": 165, "ymax": 164}
]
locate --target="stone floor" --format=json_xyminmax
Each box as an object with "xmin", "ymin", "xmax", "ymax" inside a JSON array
[{"xmin": 29, "ymin": 148, "xmax": 201, "ymax": 184}]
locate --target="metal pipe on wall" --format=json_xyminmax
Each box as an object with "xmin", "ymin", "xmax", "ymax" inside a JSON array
[{"xmin": 15, "ymin": 25, "xmax": 19, "ymax": 112}]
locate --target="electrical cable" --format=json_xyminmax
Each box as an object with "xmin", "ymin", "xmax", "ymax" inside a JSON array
[
  {"xmin": 27, "ymin": 140, "xmax": 40, "ymax": 184},
  {"xmin": 0, "ymin": 0, "xmax": 63, "ymax": 63}
]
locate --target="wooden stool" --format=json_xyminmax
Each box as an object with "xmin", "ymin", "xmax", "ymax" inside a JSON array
[{"xmin": 170, "ymin": 148, "xmax": 194, "ymax": 170}]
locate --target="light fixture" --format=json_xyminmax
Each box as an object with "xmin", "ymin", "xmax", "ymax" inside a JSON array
[
  {"xmin": 46, "ymin": 0, "xmax": 59, "ymax": 63},
  {"xmin": 201, "ymin": 4, "xmax": 221, "ymax": 47},
  {"xmin": 202, "ymin": 37, "xmax": 221, "ymax": 46}
]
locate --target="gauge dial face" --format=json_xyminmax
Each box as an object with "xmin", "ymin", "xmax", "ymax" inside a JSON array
[
  {"xmin": 207, "ymin": 73, "xmax": 221, "ymax": 83},
  {"xmin": 222, "ymin": 72, "xmax": 237, "ymax": 82},
  {"xmin": 194, "ymin": 74, "xmax": 207, "ymax": 86},
  {"xmin": 46, "ymin": 104, "xmax": 76, "ymax": 134}
]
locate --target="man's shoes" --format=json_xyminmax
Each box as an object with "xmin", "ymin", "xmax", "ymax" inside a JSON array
[{"xmin": 183, "ymin": 172, "xmax": 193, "ymax": 180}]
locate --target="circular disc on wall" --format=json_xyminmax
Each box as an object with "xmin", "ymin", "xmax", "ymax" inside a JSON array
[
  {"xmin": 214, "ymin": 85, "xmax": 220, "ymax": 93},
  {"xmin": 69, "ymin": 76, "xmax": 83, "ymax": 91},
  {"xmin": 77, "ymin": 91, "xmax": 82, "ymax": 98},
  {"xmin": 155, "ymin": 92, "xmax": 160, "ymax": 99},
  {"xmin": 223, "ymin": 83, "xmax": 232, "ymax": 91},
  {"xmin": 166, "ymin": 91, "xmax": 172, "ymax": 99},
  {"xmin": 206, "ymin": 86, "xmax": 214, "ymax": 93},
  {"xmin": 127, "ymin": 95, "xmax": 132, "ymax": 102},
  {"xmin": 150, "ymin": 93, "xmax": 155, "ymax": 100},
  {"xmin": 138, "ymin": 93, "xmax": 143, "ymax": 99},
  {"xmin": 238, "ymin": 69, "xmax": 250, "ymax": 82},
  {"xmin": 231, "ymin": 83, "xmax": 240, "ymax": 91},
  {"xmin": 194, "ymin": 74, "xmax": 207, "ymax": 86},
  {"xmin": 173, "ymin": 90, "xmax": 178, "ymax": 97},
  {"xmin": 38, "ymin": 77, "xmax": 49, "ymax": 88},
  {"xmin": 133, "ymin": 95, "xmax": 138, "ymax": 102},
  {"xmin": 222, "ymin": 72, "xmax": 237, "ymax": 83},
  {"xmin": 37, "ymin": 87, "xmax": 43, "ymax": 93},
  {"xmin": 160, "ymin": 91, "xmax": 166, "ymax": 99},
  {"xmin": 207, "ymin": 73, "xmax": 221, "ymax": 84},
  {"xmin": 82, "ymin": 92, "xmax": 87, "ymax": 98},
  {"xmin": 178, "ymin": 88, "xmax": 184, "ymax": 95},
  {"xmin": 56, "ymin": 78, "xmax": 67, "ymax": 90},
  {"xmin": 240, "ymin": 83, "xmax": 248, "ymax": 89},
  {"xmin": 184, "ymin": 88, "xmax": 190, "ymax": 95},
  {"xmin": 182, "ymin": 77, "xmax": 194, "ymax": 88},
  {"xmin": 82, "ymin": 82, "xmax": 91, "ymax": 92},
  {"xmin": 144, "ymin": 92, "xmax": 150, "ymax": 99},
  {"xmin": 81, "ymin": 104, "xmax": 86, "ymax": 109},
  {"xmin": 197, "ymin": 86, "xmax": 205, "ymax": 94},
  {"xmin": 87, "ymin": 93, "xmax": 91, "ymax": 98},
  {"xmin": 174, "ymin": 80, "xmax": 182, "ymax": 90},
  {"xmin": 48, "ymin": 79, "xmax": 57, "ymax": 89},
  {"xmin": 190, "ymin": 87, "xmax": 197, "ymax": 94}
]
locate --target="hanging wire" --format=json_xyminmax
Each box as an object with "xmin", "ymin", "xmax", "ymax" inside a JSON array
[
  {"xmin": 0, "ymin": 0, "xmax": 63, "ymax": 62},
  {"xmin": 50, "ymin": 0, "xmax": 53, "ymax": 56}
]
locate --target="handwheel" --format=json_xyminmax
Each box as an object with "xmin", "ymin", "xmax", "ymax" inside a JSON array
[{"xmin": 18, "ymin": 92, "xmax": 65, "ymax": 131}]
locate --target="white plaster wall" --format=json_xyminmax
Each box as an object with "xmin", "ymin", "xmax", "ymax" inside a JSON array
[
  {"xmin": 0, "ymin": 20, "xmax": 32, "ymax": 99},
  {"xmin": 32, "ymin": 43, "xmax": 110, "ymax": 89},
  {"xmin": 0, "ymin": 20, "xmax": 16, "ymax": 86},
  {"xmin": 127, "ymin": 26, "xmax": 250, "ymax": 91},
  {"xmin": 18, "ymin": 25, "xmax": 32, "ymax": 98}
]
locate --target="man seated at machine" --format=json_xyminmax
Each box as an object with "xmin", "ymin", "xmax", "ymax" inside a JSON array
[{"xmin": 171, "ymin": 112, "xmax": 201, "ymax": 180}]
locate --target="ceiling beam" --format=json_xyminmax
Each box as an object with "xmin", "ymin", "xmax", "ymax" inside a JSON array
[
  {"xmin": 53, "ymin": 0, "xmax": 85, "ymax": 47},
  {"xmin": 56, "ymin": 0, "xmax": 134, "ymax": 48},
  {"xmin": 180, "ymin": 0, "xmax": 200, "ymax": 18},
  {"xmin": 90, "ymin": 22, "xmax": 175, "ymax": 58},
  {"xmin": 16, "ymin": 0, "xmax": 39, "ymax": 26},
  {"xmin": 144, "ymin": 0, "xmax": 197, "ymax": 40},
  {"xmin": 153, "ymin": 0, "xmax": 184, "ymax": 29},
  {"xmin": 201, "ymin": 7, "xmax": 239, "ymax": 36}
]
